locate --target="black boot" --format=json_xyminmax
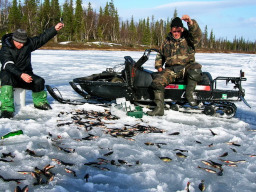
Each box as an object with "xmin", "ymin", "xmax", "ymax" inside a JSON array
[
  {"xmin": 147, "ymin": 90, "xmax": 164, "ymax": 116},
  {"xmin": 186, "ymin": 79, "xmax": 198, "ymax": 106}
]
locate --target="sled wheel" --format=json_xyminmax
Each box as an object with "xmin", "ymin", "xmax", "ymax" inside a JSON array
[
  {"xmin": 204, "ymin": 105, "xmax": 216, "ymax": 116},
  {"xmin": 170, "ymin": 104, "xmax": 179, "ymax": 111},
  {"xmin": 111, "ymin": 77, "xmax": 124, "ymax": 83},
  {"xmin": 224, "ymin": 105, "xmax": 236, "ymax": 118}
]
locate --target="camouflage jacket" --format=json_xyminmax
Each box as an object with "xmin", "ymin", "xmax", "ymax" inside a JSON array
[{"xmin": 155, "ymin": 19, "xmax": 202, "ymax": 70}]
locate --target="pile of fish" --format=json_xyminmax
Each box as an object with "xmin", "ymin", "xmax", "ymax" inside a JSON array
[{"xmin": 1, "ymin": 109, "xmax": 255, "ymax": 192}]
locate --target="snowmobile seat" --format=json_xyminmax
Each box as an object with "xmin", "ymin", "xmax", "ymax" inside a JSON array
[{"xmin": 151, "ymin": 71, "xmax": 212, "ymax": 85}]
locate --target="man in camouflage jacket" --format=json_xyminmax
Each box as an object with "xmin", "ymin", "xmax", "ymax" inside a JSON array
[{"xmin": 148, "ymin": 15, "xmax": 202, "ymax": 116}]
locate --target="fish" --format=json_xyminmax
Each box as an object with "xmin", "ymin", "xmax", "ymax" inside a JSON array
[
  {"xmin": 57, "ymin": 122, "xmax": 73, "ymax": 127},
  {"xmin": 230, "ymin": 148, "xmax": 237, "ymax": 153},
  {"xmin": 169, "ymin": 132, "xmax": 180, "ymax": 135},
  {"xmin": 52, "ymin": 158, "xmax": 74, "ymax": 166},
  {"xmin": 1, "ymin": 152, "xmax": 15, "ymax": 158},
  {"xmin": 0, "ymin": 158, "xmax": 13, "ymax": 162},
  {"xmin": 195, "ymin": 140, "xmax": 202, "ymax": 144},
  {"xmin": 208, "ymin": 160, "xmax": 223, "ymax": 170},
  {"xmin": 93, "ymin": 166, "xmax": 110, "ymax": 171},
  {"xmin": 104, "ymin": 151, "xmax": 114, "ymax": 156},
  {"xmin": 52, "ymin": 144, "xmax": 75, "ymax": 153},
  {"xmin": 97, "ymin": 158, "xmax": 110, "ymax": 164},
  {"xmin": 208, "ymin": 143, "xmax": 214, "ymax": 147},
  {"xmin": 198, "ymin": 166, "xmax": 217, "ymax": 174},
  {"xmin": 14, "ymin": 185, "xmax": 29, "ymax": 192},
  {"xmin": 17, "ymin": 171, "xmax": 33, "ymax": 175},
  {"xmin": 219, "ymin": 159, "xmax": 246, "ymax": 164},
  {"xmin": 65, "ymin": 168, "xmax": 77, "ymax": 177},
  {"xmin": 243, "ymin": 154, "xmax": 256, "ymax": 157},
  {"xmin": 226, "ymin": 142, "xmax": 241, "ymax": 147},
  {"xmin": 201, "ymin": 160, "xmax": 223, "ymax": 170},
  {"xmin": 43, "ymin": 164, "xmax": 55, "ymax": 172},
  {"xmin": 219, "ymin": 152, "xmax": 228, "ymax": 157},
  {"xmin": 84, "ymin": 162, "xmax": 101, "ymax": 166},
  {"xmin": 144, "ymin": 142, "xmax": 154, "ymax": 146},
  {"xmin": 176, "ymin": 152, "xmax": 187, "ymax": 158},
  {"xmin": 0, "ymin": 175, "xmax": 25, "ymax": 184},
  {"xmin": 31, "ymin": 172, "xmax": 45, "ymax": 185},
  {"xmin": 82, "ymin": 134, "xmax": 99, "ymax": 140},
  {"xmin": 118, "ymin": 159, "xmax": 128, "ymax": 164},
  {"xmin": 198, "ymin": 180, "xmax": 206, "ymax": 191},
  {"xmin": 159, "ymin": 157, "xmax": 172, "ymax": 162},
  {"xmin": 186, "ymin": 181, "xmax": 190, "ymax": 192},
  {"xmin": 84, "ymin": 173, "xmax": 89, "ymax": 182},
  {"xmin": 25, "ymin": 149, "xmax": 43, "ymax": 157},
  {"xmin": 201, "ymin": 160, "xmax": 214, "ymax": 167},
  {"xmin": 110, "ymin": 160, "xmax": 116, "ymax": 165},
  {"xmin": 209, "ymin": 129, "xmax": 217, "ymax": 136},
  {"xmin": 174, "ymin": 149, "xmax": 188, "ymax": 152}
]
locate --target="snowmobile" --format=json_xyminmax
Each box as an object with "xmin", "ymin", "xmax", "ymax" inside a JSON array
[{"xmin": 46, "ymin": 49, "xmax": 250, "ymax": 118}]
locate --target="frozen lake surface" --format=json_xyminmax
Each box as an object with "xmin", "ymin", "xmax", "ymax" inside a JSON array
[{"xmin": 0, "ymin": 50, "xmax": 255, "ymax": 192}]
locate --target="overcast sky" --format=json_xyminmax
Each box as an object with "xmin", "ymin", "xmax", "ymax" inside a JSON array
[{"xmin": 64, "ymin": 0, "xmax": 256, "ymax": 42}]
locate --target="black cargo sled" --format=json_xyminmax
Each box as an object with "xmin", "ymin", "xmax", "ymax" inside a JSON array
[{"xmin": 46, "ymin": 49, "xmax": 250, "ymax": 118}]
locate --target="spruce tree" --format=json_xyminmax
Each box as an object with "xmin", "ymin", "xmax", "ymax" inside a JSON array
[
  {"xmin": 8, "ymin": 0, "xmax": 22, "ymax": 31},
  {"xmin": 23, "ymin": 0, "xmax": 39, "ymax": 35},
  {"xmin": 74, "ymin": 0, "xmax": 83, "ymax": 41}
]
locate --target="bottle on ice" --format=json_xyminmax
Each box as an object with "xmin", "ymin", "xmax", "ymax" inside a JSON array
[{"xmin": 1, "ymin": 130, "xmax": 23, "ymax": 139}]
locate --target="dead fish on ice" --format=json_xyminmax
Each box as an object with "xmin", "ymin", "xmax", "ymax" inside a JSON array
[
  {"xmin": 168, "ymin": 132, "xmax": 180, "ymax": 135},
  {"xmin": 0, "ymin": 175, "xmax": 25, "ymax": 184},
  {"xmin": 209, "ymin": 129, "xmax": 217, "ymax": 136},
  {"xmin": 176, "ymin": 152, "xmax": 187, "ymax": 158},
  {"xmin": 159, "ymin": 157, "xmax": 172, "ymax": 162},
  {"xmin": 65, "ymin": 168, "xmax": 77, "ymax": 177},
  {"xmin": 52, "ymin": 158, "xmax": 74, "ymax": 166},
  {"xmin": 84, "ymin": 173, "xmax": 89, "ymax": 182},
  {"xmin": 14, "ymin": 185, "xmax": 29, "ymax": 192},
  {"xmin": 198, "ymin": 166, "xmax": 223, "ymax": 176},
  {"xmin": 219, "ymin": 152, "xmax": 228, "ymax": 157},
  {"xmin": 198, "ymin": 180, "xmax": 206, "ymax": 191},
  {"xmin": 201, "ymin": 160, "xmax": 222, "ymax": 170}
]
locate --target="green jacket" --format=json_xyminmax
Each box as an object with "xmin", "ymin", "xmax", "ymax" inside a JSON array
[{"xmin": 155, "ymin": 19, "xmax": 202, "ymax": 70}]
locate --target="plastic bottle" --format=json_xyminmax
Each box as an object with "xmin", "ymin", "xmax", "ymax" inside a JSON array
[{"xmin": 1, "ymin": 130, "xmax": 23, "ymax": 139}]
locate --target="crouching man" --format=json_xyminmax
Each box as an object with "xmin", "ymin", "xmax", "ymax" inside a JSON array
[{"xmin": 0, "ymin": 23, "xmax": 64, "ymax": 118}]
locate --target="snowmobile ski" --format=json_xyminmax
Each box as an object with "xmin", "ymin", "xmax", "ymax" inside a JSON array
[
  {"xmin": 69, "ymin": 82, "xmax": 90, "ymax": 98},
  {"xmin": 46, "ymin": 85, "xmax": 110, "ymax": 106}
]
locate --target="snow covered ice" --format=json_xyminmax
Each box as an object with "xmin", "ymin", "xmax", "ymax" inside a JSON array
[{"xmin": 0, "ymin": 50, "xmax": 256, "ymax": 192}]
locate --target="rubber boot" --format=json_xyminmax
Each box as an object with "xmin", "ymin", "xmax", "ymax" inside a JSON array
[
  {"xmin": 32, "ymin": 90, "xmax": 52, "ymax": 110},
  {"xmin": 147, "ymin": 90, "xmax": 164, "ymax": 116},
  {"xmin": 0, "ymin": 85, "xmax": 14, "ymax": 118},
  {"xmin": 186, "ymin": 79, "xmax": 198, "ymax": 106}
]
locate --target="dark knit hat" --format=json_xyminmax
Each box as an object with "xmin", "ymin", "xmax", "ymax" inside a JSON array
[
  {"xmin": 13, "ymin": 29, "xmax": 28, "ymax": 43},
  {"xmin": 170, "ymin": 17, "xmax": 183, "ymax": 28}
]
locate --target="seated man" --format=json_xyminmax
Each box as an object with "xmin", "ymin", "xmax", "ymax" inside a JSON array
[
  {"xmin": 0, "ymin": 23, "xmax": 64, "ymax": 118},
  {"xmin": 148, "ymin": 15, "xmax": 202, "ymax": 116}
]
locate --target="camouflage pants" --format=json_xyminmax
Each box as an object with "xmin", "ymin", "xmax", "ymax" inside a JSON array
[{"xmin": 151, "ymin": 62, "xmax": 202, "ymax": 91}]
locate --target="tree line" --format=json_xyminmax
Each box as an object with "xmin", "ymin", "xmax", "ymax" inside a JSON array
[{"xmin": 0, "ymin": 0, "xmax": 255, "ymax": 53}]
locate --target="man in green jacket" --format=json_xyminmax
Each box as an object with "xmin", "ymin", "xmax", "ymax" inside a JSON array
[
  {"xmin": 0, "ymin": 23, "xmax": 64, "ymax": 118},
  {"xmin": 148, "ymin": 15, "xmax": 202, "ymax": 116}
]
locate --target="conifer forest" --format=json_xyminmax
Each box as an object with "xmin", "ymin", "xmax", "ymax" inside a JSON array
[{"xmin": 0, "ymin": 0, "xmax": 255, "ymax": 53}]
